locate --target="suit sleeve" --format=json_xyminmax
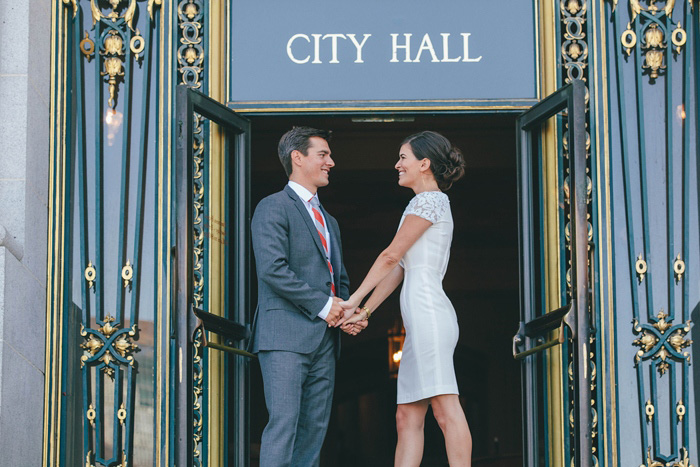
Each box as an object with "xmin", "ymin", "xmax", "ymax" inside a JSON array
[{"xmin": 251, "ymin": 198, "xmax": 330, "ymax": 320}]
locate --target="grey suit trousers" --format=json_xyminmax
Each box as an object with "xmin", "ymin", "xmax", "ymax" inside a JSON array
[{"xmin": 258, "ymin": 326, "xmax": 336, "ymax": 467}]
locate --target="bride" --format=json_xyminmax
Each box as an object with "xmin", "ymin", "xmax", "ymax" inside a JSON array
[{"xmin": 338, "ymin": 131, "xmax": 472, "ymax": 466}]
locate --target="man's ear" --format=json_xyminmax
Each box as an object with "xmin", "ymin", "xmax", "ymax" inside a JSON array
[{"xmin": 291, "ymin": 149, "xmax": 304, "ymax": 167}]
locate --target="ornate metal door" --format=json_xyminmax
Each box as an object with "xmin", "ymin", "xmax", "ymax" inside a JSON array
[
  {"xmin": 513, "ymin": 79, "xmax": 591, "ymax": 467},
  {"xmin": 174, "ymin": 86, "xmax": 253, "ymax": 467}
]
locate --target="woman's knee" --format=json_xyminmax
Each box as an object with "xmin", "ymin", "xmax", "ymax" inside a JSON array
[
  {"xmin": 396, "ymin": 404, "xmax": 426, "ymax": 433},
  {"xmin": 431, "ymin": 396, "xmax": 466, "ymax": 431}
]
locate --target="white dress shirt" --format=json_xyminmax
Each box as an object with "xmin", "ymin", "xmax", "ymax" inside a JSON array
[{"xmin": 287, "ymin": 181, "xmax": 334, "ymax": 320}]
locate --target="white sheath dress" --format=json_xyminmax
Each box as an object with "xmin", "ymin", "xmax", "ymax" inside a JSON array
[{"xmin": 397, "ymin": 191, "xmax": 460, "ymax": 404}]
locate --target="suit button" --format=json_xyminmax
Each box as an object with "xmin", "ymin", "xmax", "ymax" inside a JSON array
[{"xmin": 326, "ymin": 281, "xmax": 332, "ymax": 287}]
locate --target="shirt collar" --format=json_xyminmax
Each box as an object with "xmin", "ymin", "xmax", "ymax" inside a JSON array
[{"xmin": 287, "ymin": 180, "xmax": 318, "ymax": 204}]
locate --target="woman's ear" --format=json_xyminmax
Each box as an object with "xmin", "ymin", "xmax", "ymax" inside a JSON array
[{"xmin": 420, "ymin": 158, "xmax": 431, "ymax": 172}]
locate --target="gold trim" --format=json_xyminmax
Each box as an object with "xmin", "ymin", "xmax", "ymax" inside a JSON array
[
  {"xmin": 230, "ymin": 105, "xmax": 532, "ymax": 114},
  {"xmin": 593, "ymin": 1, "xmax": 618, "ymax": 464},
  {"xmin": 538, "ymin": 0, "xmax": 565, "ymax": 464}
]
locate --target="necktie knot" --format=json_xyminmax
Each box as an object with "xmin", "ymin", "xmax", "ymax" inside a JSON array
[{"xmin": 309, "ymin": 195, "xmax": 320, "ymax": 208}]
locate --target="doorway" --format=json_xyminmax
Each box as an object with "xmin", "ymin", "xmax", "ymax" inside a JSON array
[{"xmin": 240, "ymin": 113, "xmax": 522, "ymax": 467}]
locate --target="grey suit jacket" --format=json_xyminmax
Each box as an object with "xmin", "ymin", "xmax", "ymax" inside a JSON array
[{"xmin": 250, "ymin": 184, "xmax": 350, "ymax": 356}]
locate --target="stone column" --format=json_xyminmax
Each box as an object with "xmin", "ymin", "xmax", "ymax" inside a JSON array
[{"xmin": 0, "ymin": 0, "xmax": 51, "ymax": 464}]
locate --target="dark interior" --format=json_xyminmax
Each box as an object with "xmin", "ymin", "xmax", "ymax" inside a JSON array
[{"xmin": 242, "ymin": 113, "xmax": 522, "ymax": 467}]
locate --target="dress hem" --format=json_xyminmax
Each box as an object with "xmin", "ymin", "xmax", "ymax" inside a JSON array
[{"xmin": 397, "ymin": 385, "xmax": 459, "ymax": 404}]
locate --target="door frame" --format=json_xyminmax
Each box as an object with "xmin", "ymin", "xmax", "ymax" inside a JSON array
[
  {"xmin": 514, "ymin": 79, "xmax": 591, "ymax": 467},
  {"xmin": 174, "ymin": 85, "xmax": 252, "ymax": 467}
]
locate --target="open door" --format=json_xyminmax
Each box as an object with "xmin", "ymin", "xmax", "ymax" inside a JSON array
[
  {"xmin": 512, "ymin": 79, "xmax": 592, "ymax": 466},
  {"xmin": 174, "ymin": 86, "xmax": 253, "ymax": 467}
]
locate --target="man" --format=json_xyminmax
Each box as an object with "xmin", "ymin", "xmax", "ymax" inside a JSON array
[{"xmin": 250, "ymin": 126, "xmax": 366, "ymax": 466}]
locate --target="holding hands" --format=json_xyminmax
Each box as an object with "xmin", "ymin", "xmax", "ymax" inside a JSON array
[
  {"xmin": 337, "ymin": 298, "xmax": 371, "ymax": 336},
  {"xmin": 324, "ymin": 297, "xmax": 369, "ymax": 335}
]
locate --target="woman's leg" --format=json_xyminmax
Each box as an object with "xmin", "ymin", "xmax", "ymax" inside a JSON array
[
  {"xmin": 395, "ymin": 400, "xmax": 430, "ymax": 467},
  {"xmin": 430, "ymin": 394, "xmax": 472, "ymax": 467}
]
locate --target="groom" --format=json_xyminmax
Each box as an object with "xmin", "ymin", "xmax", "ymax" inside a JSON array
[{"xmin": 250, "ymin": 126, "xmax": 366, "ymax": 466}]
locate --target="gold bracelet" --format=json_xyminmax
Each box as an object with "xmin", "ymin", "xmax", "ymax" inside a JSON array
[{"xmin": 361, "ymin": 306, "xmax": 372, "ymax": 320}]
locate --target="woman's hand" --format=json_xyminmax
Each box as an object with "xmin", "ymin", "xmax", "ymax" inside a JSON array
[
  {"xmin": 340, "ymin": 310, "xmax": 369, "ymax": 335},
  {"xmin": 335, "ymin": 296, "xmax": 361, "ymax": 326}
]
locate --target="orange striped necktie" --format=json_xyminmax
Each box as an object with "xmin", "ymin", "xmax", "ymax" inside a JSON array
[{"xmin": 309, "ymin": 196, "xmax": 335, "ymax": 296}]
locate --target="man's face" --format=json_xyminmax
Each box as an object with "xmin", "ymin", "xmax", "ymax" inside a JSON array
[{"xmin": 293, "ymin": 136, "xmax": 335, "ymax": 190}]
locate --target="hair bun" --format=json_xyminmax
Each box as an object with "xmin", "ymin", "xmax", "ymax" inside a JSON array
[{"xmin": 401, "ymin": 131, "xmax": 466, "ymax": 191}]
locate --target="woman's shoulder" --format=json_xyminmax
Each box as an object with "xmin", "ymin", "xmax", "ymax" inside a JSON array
[{"xmin": 404, "ymin": 191, "xmax": 449, "ymax": 223}]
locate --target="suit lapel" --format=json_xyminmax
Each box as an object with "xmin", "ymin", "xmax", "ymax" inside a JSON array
[{"xmin": 284, "ymin": 185, "xmax": 327, "ymax": 261}]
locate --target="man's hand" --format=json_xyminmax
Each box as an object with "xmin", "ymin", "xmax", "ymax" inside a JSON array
[{"xmin": 324, "ymin": 297, "xmax": 345, "ymax": 327}]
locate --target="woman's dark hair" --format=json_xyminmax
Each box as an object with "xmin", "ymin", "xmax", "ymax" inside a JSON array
[
  {"xmin": 401, "ymin": 131, "xmax": 465, "ymax": 191},
  {"xmin": 278, "ymin": 126, "xmax": 333, "ymax": 176}
]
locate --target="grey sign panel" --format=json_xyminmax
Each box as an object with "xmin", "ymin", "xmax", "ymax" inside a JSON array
[{"xmin": 230, "ymin": 0, "xmax": 537, "ymax": 103}]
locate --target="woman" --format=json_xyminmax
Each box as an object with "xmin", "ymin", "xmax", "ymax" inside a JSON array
[{"xmin": 339, "ymin": 130, "xmax": 471, "ymax": 466}]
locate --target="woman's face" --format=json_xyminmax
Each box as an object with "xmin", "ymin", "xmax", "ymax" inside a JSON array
[{"xmin": 395, "ymin": 142, "xmax": 424, "ymax": 189}]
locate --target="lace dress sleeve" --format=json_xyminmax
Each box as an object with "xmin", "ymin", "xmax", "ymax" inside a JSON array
[{"xmin": 403, "ymin": 191, "xmax": 449, "ymax": 224}]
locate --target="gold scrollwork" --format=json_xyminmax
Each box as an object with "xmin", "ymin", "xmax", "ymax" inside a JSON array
[
  {"xmin": 63, "ymin": 0, "xmax": 77, "ymax": 17},
  {"xmin": 122, "ymin": 259, "xmax": 134, "ymax": 288},
  {"xmin": 674, "ymin": 254, "xmax": 686, "ymax": 282},
  {"xmin": 85, "ymin": 450, "xmax": 95, "ymax": 467},
  {"xmin": 642, "ymin": 446, "xmax": 665, "ymax": 467},
  {"xmin": 618, "ymin": 0, "xmax": 688, "ymax": 80},
  {"xmin": 148, "ymin": 0, "xmax": 163, "ymax": 20},
  {"xmin": 676, "ymin": 400, "xmax": 686, "ymax": 422},
  {"xmin": 645, "ymin": 399, "xmax": 655, "ymax": 421},
  {"xmin": 633, "ymin": 310, "xmax": 693, "ymax": 373},
  {"xmin": 80, "ymin": 316, "xmax": 139, "ymax": 378},
  {"xmin": 85, "ymin": 261, "xmax": 97, "ymax": 289},
  {"xmin": 671, "ymin": 447, "xmax": 695, "ymax": 467},
  {"xmin": 636, "ymin": 254, "xmax": 647, "ymax": 282},
  {"xmin": 90, "ymin": 0, "xmax": 137, "ymax": 30},
  {"xmin": 80, "ymin": 31, "xmax": 95, "ymax": 59}
]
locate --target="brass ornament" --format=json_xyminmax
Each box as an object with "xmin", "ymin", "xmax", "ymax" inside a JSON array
[
  {"xmin": 130, "ymin": 30, "xmax": 145, "ymax": 61},
  {"xmin": 117, "ymin": 403, "xmax": 127, "ymax": 425},
  {"xmin": 80, "ymin": 31, "xmax": 95, "ymax": 59},
  {"xmin": 85, "ymin": 261, "xmax": 97, "ymax": 289},
  {"xmin": 85, "ymin": 450, "xmax": 95, "ymax": 467},
  {"xmin": 618, "ymin": 0, "xmax": 688, "ymax": 80},
  {"xmin": 633, "ymin": 310, "xmax": 693, "ymax": 374},
  {"xmin": 676, "ymin": 400, "xmax": 686, "ymax": 422},
  {"xmin": 673, "ymin": 254, "xmax": 685, "ymax": 281},
  {"xmin": 645, "ymin": 399, "xmax": 655, "ymax": 421},
  {"xmin": 86, "ymin": 404, "xmax": 96, "ymax": 426},
  {"xmin": 80, "ymin": 315, "xmax": 139, "ymax": 378},
  {"xmin": 100, "ymin": 30, "xmax": 125, "ymax": 108},
  {"xmin": 122, "ymin": 259, "xmax": 134, "ymax": 288},
  {"xmin": 621, "ymin": 24, "xmax": 638, "ymax": 55},
  {"xmin": 636, "ymin": 254, "xmax": 647, "ymax": 282},
  {"xmin": 671, "ymin": 23, "xmax": 687, "ymax": 53}
]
